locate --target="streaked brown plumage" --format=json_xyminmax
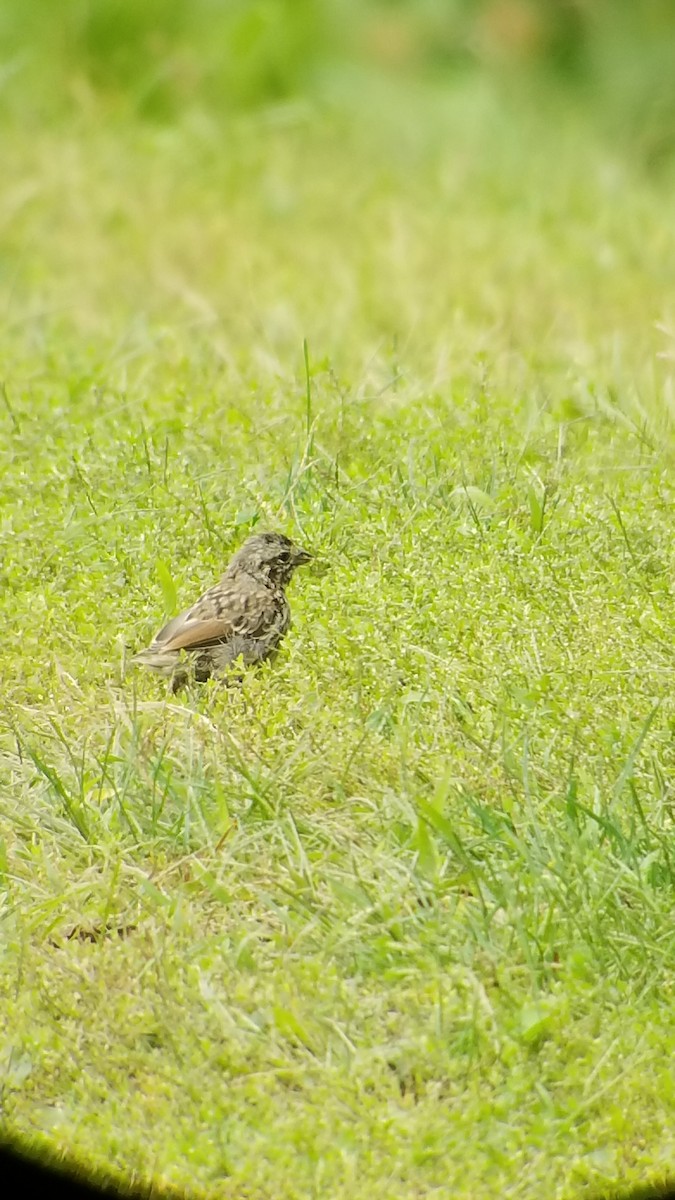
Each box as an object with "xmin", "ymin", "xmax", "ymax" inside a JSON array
[{"xmin": 133, "ymin": 531, "xmax": 312, "ymax": 691}]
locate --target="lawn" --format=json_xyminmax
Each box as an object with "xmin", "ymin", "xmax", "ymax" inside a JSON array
[{"xmin": 1, "ymin": 28, "xmax": 675, "ymax": 1200}]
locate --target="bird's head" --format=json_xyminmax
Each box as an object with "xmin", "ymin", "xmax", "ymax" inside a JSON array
[{"xmin": 226, "ymin": 531, "xmax": 313, "ymax": 587}]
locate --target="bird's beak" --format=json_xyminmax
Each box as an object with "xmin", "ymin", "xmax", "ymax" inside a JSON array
[{"xmin": 293, "ymin": 546, "xmax": 313, "ymax": 565}]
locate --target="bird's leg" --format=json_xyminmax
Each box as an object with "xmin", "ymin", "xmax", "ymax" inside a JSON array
[{"xmin": 170, "ymin": 664, "xmax": 189, "ymax": 693}]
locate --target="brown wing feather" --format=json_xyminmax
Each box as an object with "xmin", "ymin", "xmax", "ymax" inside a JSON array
[
  {"xmin": 151, "ymin": 608, "xmax": 193, "ymax": 645},
  {"xmin": 144, "ymin": 578, "xmax": 281, "ymax": 656},
  {"xmin": 159, "ymin": 615, "xmax": 238, "ymax": 653}
]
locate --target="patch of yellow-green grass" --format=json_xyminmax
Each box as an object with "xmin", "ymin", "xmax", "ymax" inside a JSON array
[{"xmin": 1, "ymin": 78, "xmax": 675, "ymax": 1200}]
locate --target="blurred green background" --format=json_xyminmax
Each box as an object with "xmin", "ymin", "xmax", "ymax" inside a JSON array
[{"xmin": 2, "ymin": 0, "xmax": 675, "ymax": 168}]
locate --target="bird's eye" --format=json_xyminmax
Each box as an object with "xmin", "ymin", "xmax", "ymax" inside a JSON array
[{"xmin": 278, "ymin": 550, "xmax": 291, "ymax": 562}]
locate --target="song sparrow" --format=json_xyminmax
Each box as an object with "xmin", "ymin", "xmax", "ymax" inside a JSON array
[{"xmin": 133, "ymin": 531, "xmax": 312, "ymax": 691}]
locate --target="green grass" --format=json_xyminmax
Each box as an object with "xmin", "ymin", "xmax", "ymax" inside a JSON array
[{"xmin": 1, "ymin": 68, "xmax": 675, "ymax": 1200}]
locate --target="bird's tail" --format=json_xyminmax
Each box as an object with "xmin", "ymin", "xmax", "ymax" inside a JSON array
[{"xmin": 131, "ymin": 648, "xmax": 179, "ymax": 675}]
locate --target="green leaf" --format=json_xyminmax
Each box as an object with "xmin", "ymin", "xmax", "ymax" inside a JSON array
[
  {"xmin": 416, "ymin": 798, "xmax": 462, "ymax": 851},
  {"xmin": 518, "ymin": 1000, "xmax": 557, "ymax": 1046},
  {"xmin": 273, "ymin": 1006, "xmax": 316, "ymax": 1051},
  {"xmin": 527, "ymin": 481, "xmax": 546, "ymax": 534},
  {"xmin": 413, "ymin": 815, "xmax": 439, "ymax": 882},
  {"xmin": 155, "ymin": 559, "xmax": 177, "ymax": 615},
  {"xmin": 449, "ymin": 485, "xmax": 495, "ymax": 511}
]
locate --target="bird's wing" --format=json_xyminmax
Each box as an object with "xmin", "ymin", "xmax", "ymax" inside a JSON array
[{"xmin": 146, "ymin": 579, "xmax": 279, "ymax": 654}]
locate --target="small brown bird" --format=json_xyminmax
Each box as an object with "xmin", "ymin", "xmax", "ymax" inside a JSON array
[{"xmin": 133, "ymin": 531, "xmax": 312, "ymax": 691}]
